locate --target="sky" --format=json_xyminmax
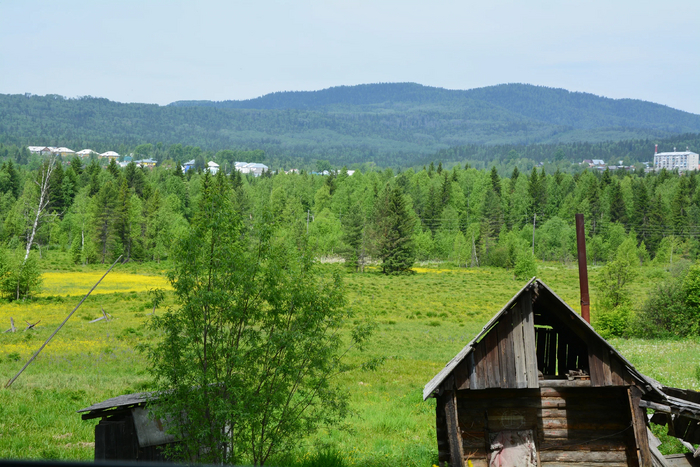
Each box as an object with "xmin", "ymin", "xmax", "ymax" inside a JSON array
[{"xmin": 1, "ymin": 0, "xmax": 699, "ymax": 114}]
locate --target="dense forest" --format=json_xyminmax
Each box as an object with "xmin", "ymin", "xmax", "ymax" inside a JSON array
[
  {"xmin": 2, "ymin": 83, "xmax": 700, "ymax": 168},
  {"xmin": 2, "ymin": 153, "xmax": 698, "ymax": 274}
]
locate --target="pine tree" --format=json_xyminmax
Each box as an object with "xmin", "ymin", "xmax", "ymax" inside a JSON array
[{"xmin": 374, "ymin": 185, "xmax": 415, "ymax": 274}]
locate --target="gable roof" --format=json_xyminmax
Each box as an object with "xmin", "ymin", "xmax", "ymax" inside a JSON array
[{"xmin": 423, "ymin": 278, "xmax": 656, "ymax": 400}]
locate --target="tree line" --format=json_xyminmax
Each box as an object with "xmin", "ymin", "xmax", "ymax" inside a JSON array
[{"xmin": 3, "ymin": 152, "xmax": 700, "ymax": 286}]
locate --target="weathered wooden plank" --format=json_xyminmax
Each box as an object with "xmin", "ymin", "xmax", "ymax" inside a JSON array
[
  {"xmin": 539, "ymin": 418, "xmax": 629, "ymax": 430},
  {"xmin": 454, "ymin": 359, "xmax": 470, "ymax": 391},
  {"xmin": 482, "ymin": 325, "xmax": 501, "ymax": 389},
  {"xmin": 610, "ymin": 354, "xmax": 628, "ymax": 386},
  {"xmin": 497, "ymin": 315, "xmax": 517, "ymax": 389},
  {"xmin": 520, "ymin": 290, "xmax": 539, "ymax": 388},
  {"xmin": 472, "ymin": 340, "xmax": 486, "ymax": 391},
  {"xmin": 541, "ymin": 428, "xmax": 628, "ymax": 439},
  {"xmin": 539, "ymin": 379, "xmax": 592, "ymax": 388},
  {"xmin": 538, "ymin": 440, "xmax": 628, "ymax": 451},
  {"xmin": 539, "ymin": 450, "xmax": 628, "ymax": 462},
  {"xmin": 467, "ymin": 352, "xmax": 477, "ymax": 391},
  {"xmin": 436, "ymin": 393, "xmax": 450, "ymax": 463},
  {"xmin": 444, "ymin": 390, "xmax": 465, "ymax": 467},
  {"xmin": 588, "ymin": 339, "xmax": 613, "ymax": 387},
  {"xmin": 510, "ymin": 302, "xmax": 528, "ymax": 389},
  {"xmin": 628, "ymin": 385, "xmax": 652, "ymax": 467}
]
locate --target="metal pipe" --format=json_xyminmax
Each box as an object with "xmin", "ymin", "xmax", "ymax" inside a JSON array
[{"xmin": 575, "ymin": 214, "xmax": 590, "ymax": 323}]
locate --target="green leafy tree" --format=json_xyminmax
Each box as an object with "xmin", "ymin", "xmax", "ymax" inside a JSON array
[{"xmin": 147, "ymin": 172, "xmax": 360, "ymax": 465}]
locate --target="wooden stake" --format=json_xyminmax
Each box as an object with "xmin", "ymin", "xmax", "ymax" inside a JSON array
[{"xmin": 5, "ymin": 255, "xmax": 122, "ymax": 389}]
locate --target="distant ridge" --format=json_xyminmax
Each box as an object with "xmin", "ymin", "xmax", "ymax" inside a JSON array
[
  {"xmin": 2, "ymin": 82, "xmax": 699, "ymax": 167},
  {"xmin": 170, "ymin": 82, "xmax": 700, "ymax": 132}
]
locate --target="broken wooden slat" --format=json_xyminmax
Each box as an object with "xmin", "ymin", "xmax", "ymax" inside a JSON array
[
  {"xmin": 4, "ymin": 317, "xmax": 15, "ymax": 333},
  {"xmin": 24, "ymin": 320, "xmax": 40, "ymax": 331}
]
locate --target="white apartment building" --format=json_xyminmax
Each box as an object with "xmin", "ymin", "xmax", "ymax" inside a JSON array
[{"xmin": 654, "ymin": 147, "xmax": 699, "ymax": 172}]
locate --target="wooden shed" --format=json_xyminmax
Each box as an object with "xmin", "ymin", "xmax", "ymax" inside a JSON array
[
  {"xmin": 78, "ymin": 391, "xmax": 174, "ymax": 461},
  {"xmin": 424, "ymin": 278, "xmax": 700, "ymax": 467}
]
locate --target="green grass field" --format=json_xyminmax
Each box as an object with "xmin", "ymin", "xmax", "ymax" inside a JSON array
[{"xmin": 0, "ymin": 253, "xmax": 698, "ymax": 465}]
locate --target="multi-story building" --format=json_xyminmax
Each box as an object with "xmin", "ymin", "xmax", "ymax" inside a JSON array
[{"xmin": 654, "ymin": 146, "xmax": 699, "ymax": 172}]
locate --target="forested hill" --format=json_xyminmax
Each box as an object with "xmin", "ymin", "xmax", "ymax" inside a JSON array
[
  {"xmin": 1, "ymin": 83, "xmax": 699, "ymax": 168},
  {"xmin": 171, "ymin": 83, "xmax": 700, "ymax": 132}
]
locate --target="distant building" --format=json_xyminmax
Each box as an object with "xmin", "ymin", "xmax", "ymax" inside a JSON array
[
  {"xmin": 53, "ymin": 147, "xmax": 75, "ymax": 157},
  {"xmin": 206, "ymin": 161, "xmax": 219, "ymax": 175},
  {"xmin": 27, "ymin": 146, "xmax": 51, "ymax": 155},
  {"xmin": 100, "ymin": 151, "xmax": 120, "ymax": 161},
  {"xmin": 654, "ymin": 146, "xmax": 699, "ymax": 172},
  {"xmin": 183, "ymin": 159, "xmax": 195, "ymax": 172},
  {"xmin": 234, "ymin": 162, "xmax": 268, "ymax": 176},
  {"xmin": 135, "ymin": 158, "xmax": 157, "ymax": 169},
  {"xmin": 76, "ymin": 149, "xmax": 97, "ymax": 158}
]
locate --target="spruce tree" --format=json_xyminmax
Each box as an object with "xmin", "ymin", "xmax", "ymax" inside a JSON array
[
  {"xmin": 608, "ymin": 180, "xmax": 628, "ymax": 225},
  {"xmin": 375, "ymin": 185, "xmax": 415, "ymax": 274}
]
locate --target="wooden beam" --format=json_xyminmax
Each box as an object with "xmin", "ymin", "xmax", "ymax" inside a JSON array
[
  {"xmin": 444, "ymin": 390, "xmax": 465, "ymax": 467},
  {"xmin": 628, "ymin": 385, "xmax": 653, "ymax": 467}
]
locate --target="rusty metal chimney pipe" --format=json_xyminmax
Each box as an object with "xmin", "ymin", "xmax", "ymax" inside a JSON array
[{"xmin": 575, "ymin": 214, "xmax": 590, "ymax": 323}]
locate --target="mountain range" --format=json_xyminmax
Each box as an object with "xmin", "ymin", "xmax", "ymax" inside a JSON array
[{"xmin": 1, "ymin": 83, "xmax": 699, "ymax": 167}]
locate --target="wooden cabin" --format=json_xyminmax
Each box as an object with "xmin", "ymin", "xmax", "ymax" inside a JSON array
[
  {"xmin": 424, "ymin": 278, "xmax": 700, "ymax": 467},
  {"xmin": 78, "ymin": 391, "xmax": 174, "ymax": 461}
]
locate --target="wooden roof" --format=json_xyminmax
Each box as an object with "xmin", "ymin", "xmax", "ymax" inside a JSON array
[{"xmin": 424, "ymin": 278, "xmax": 655, "ymax": 400}]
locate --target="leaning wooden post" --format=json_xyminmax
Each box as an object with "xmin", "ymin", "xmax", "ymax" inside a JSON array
[
  {"xmin": 575, "ymin": 214, "xmax": 590, "ymax": 323},
  {"xmin": 5, "ymin": 255, "xmax": 122, "ymax": 389}
]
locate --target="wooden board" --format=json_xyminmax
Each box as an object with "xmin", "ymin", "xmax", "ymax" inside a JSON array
[
  {"xmin": 444, "ymin": 390, "xmax": 465, "ymax": 467},
  {"xmin": 482, "ymin": 326, "xmax": 501, "ymax": 389},
  {"xmin": 497, "ymin": 315, "xmax": 517, "ymax": 389},
  {"xmin": 628, "ymin": 385, "xmax": 652, "ymax": 467},
  {"xmin": 520, "ymin": 291, "xmax": 540, "ymax": 388},
  {"xmin": 511, "ymin": 302, "xmax": 529, "ymax": 389},
  {"xmin": 588, "ymin": 339, "xmax": 613, "ymax": 387}
]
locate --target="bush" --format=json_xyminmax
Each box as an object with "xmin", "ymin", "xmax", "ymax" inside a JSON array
[
  {"xmin": 0, "ymin": 251, "xmax": 42, "ymax": 300},
  {"xmin": 513, "ymin": 250, "xmax": 537, "ymax": 280},
  {"xmin": 631, "ymin": 263, "xmax": 700, "ymax": 338},
  {"xmin": 594, "ymin": 305, "xmax": 632, "ymax": 338}
]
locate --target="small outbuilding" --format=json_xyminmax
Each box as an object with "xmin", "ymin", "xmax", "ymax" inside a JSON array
[
  {"xmin": 424, "ymin": 278, "xmax": 700, "ymax": 467},
  {"xmin": 78, "ymin": 391, "xmax": 174, "ymax": 461}
]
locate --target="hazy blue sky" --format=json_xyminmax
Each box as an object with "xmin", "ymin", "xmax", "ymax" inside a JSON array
[{"xmin": 1, "ymin": 0, "xmax": 698, "ymax": 113}]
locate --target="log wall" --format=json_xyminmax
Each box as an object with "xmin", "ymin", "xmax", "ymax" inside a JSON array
[{"xmin": 451, "ymin": 386, "xmax": 639, "ymax": 467}]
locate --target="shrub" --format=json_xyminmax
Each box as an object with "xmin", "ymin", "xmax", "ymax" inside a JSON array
[
  {"xmin": 0, "ymin": 251, "xmax": 42, "ymax": 300},
  {"xmin": 513, "ymin": 250, "xmax": 537, "ymax": 280},
  {"xmin": 594, "ymin": 305, "xmax": 632, "ymax": 339}
]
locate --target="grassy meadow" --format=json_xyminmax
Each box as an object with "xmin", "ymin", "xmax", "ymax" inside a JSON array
[{"xmin": 0, "ymin": 252, "xmax": 699, "ymax": 465}]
